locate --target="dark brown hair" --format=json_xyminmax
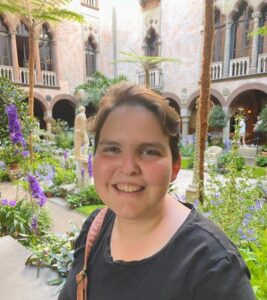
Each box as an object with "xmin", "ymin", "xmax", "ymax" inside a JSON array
[{"xmin": 91, "ymin": 82, "xmax": 180, "ymax": 162}]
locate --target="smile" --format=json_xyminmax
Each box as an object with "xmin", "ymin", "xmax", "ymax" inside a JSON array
[{"xmin": 114, "ymin": 183, "xmax": 144, "ymax": 193}]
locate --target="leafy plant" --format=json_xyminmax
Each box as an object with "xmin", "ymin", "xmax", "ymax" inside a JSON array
[
  {"xmin": 200, "ymin": 114, "xmax": 267, "ymax": 247},
  {"xmin": 66, "ymin": 185, "xmax": 102, "ymax": 208},
  {"xmin": 208, "ymin": 105, "xmax": 227, "ymax": 129},
  {"xmin": 55, "ymin": 131, "xmax": 74, "ymax": 149},
  {"xmin": 25, "ymin": 223, "xmax": 80, "ymax": 290},
  {"xmin": 240, "ymin": 230, "xmax": 267, "ymax": 300},
  {"xmin": 258, "ymin": 105, "xmax": 267, "ymax": 133},
  {"xmin": 255, "ymin": 155, "xmax": 267, "ymax": 167},
  {"xmin": 0, "ymin": 198, "xmax": 52, "ymax": 239},
  {"xmin": 217, "ymin": 151, "xmax": 245, "ymax": 173},
  {"xmin": 75, "ymin": 71, "xmax": 127, "ymax": 107}
]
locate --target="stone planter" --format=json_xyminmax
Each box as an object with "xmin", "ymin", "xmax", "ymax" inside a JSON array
[{"xmin": 8, "ymin": 162, "xmax": 21, "ymax": 181}]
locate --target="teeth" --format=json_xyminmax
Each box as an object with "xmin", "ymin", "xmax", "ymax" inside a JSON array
[{"xmin": 116, "ymin": 184, "xmax": 143, "ymax": 193}]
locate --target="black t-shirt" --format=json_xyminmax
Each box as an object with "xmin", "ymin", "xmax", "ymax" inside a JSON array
[{"xmin": 58, "ymin": 204, "xmax": 255, "ymax": 300}]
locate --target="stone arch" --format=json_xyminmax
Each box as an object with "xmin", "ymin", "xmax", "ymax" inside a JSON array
[
  {"xmin": 226, "ymin": 83, "xmax": 267, "ymax": 106},
  {"xmin": 0, "ymin": 13, "xmax": 12, "ymax": 32},
  {"xmin": 161, "ymin": 92, "xmax": 182, "ymax": 108},
  {"xmin": 24, "ymin": 91, "xmax": 48, "ymax": 111},
  {"xmin": 51, "ymin": 94, "xmax": 78, "ymax": 110},
  {"xmin": 257, "ymin": 1, "xmax": 267, "ymax": 12},
  {"xmin": 39, "ymin": 22, "xmax": 56, "ymax": 40},
  {"xmin": 86, "ymin": 33, "xmax": 99, "ymax": 52},
  {"xmin": 229, "ymin": 0, "xmax": 252, "ymax": 21},
  {"xmin": 186, "ymin": 88, "xmax": 225, "ymax": 110}
]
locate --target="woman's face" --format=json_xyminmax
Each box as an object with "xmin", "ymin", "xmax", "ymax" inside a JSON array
[{"xmin": 93, "ymin": 105, "xmax": 178, "ymax": 220}]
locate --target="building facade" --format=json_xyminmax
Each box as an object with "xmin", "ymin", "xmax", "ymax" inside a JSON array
[{"xmin": 0, "ymin": 0, "xmax": 266, "ymax": 143}]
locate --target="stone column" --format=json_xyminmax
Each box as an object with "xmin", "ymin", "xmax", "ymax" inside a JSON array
[
  {"xmin": 223, "ymin": 21, "xmax": 233, "ymax": 77},
  {"xmin": 10, "ymin": 31, "xmax": 20, "ymax": 82},
  {"xmin": 181, "ymin": 116, "xmax": 190, "ymax": 142},
  {"xmin": 34, "ymin": 36, "xmax": 42, "ymax": 84},
  {"xmin": 250, "ymin": 12, "xmax": 262, "ymax": 74},
  {"xmin": 222, "ymin": 106, "xmax": 230, "ymax": 144},
  {"xmin": 52, "ymin": 40, "xmax": 59, "ymax": 85}
]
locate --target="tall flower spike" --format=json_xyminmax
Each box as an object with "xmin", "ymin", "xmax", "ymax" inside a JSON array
[
  {"xmin": 28, "ymin": 174, "xmax": 46, "ymax": 207},
  {"xmin": 5, "ymin": 104, "xmax": 26, "ymax": 148}
]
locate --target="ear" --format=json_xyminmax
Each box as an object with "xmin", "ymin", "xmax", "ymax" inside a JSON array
[{"xmin": 171, "ymin": 154, "xmax": 181, "ymax": 181}]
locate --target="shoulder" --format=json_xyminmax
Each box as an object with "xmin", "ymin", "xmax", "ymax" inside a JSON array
[
  {"xmin": 177, "ymin": 206, "xmax": 241, "ymax": 267},
  {"xmin": 74, "ymin": 208, "xmax": 114, "ymax": 256}
]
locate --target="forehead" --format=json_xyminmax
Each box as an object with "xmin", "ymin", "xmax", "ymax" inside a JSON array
[{"xmin": 99, "ymin": 105, "xmax": 166, "ymax": 140}]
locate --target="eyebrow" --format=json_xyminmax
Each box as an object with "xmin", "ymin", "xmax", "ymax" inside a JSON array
[{"xmin": 98, "ymin": 140, "xmax": 166, "ymax": 150}]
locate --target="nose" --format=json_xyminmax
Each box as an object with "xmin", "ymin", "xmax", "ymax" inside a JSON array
[{"xmin": 120, "ymin": 153, "xmax": 140, "ymax": 176}]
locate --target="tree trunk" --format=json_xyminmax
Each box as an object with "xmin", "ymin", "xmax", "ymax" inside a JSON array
[
  {"xmin": 144, "ymin": 68, "xmax": 150, "ymax": 88},
  {"xmin": 197, "ymin": 0, "xmax": 214, "ymax": 203},
  {"xmin": 28, "ymin": 26, "xmax": 35, "ymax": 161}
]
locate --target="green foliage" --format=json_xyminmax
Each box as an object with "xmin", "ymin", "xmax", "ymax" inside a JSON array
[
  {"xmin": 255, "ymin": 155, "xmax": 267, "ymax": 167},
  {"xmin": 200, "ymin": 114, "xmax": 267, "ymax": 247},
  {"xmin": 76, "ymin": 204, "xmax": 104, "ymax": 216},
  {"xmin": 258, "ymin": 105, "xmax": 267, "ymax": 133},
  {"xmin": 25, "ymin": 223, "xmax": 80, "ymax": 289},
  {"xmin": 250, "ymin": 25, "xmax": 267, "ymax": 37},
  {"xmin": 0, "ymin": 199, "xmax": 52, "ymax": 239},
  {"xmin": 53, "ymin": 165, "xmax": 76, "ymax": 186},
  {"xmin": 217, "ymin": 152, "xmax": 245, "ymax": 172},
  {"xmin": 0, "ymin": 0, "xmax": 84, "ymax": 25},
  {"xmin": 180, "ymin": 144, "xmax": 194, "ymax": 169},
  {"xmin": 208, "ymin": 105, "xmax": 227, "ymax": 129},
  {"xmin": 75, "ymin": 72, "xmax": 127, "ymax": 106},
  {"xmin": 66, "ymin": 185, "xmax": 102, "ymax": 208},
  {"xmin": 0, "ymin": 77, "xmax": 29, "ymax": 144},
  {"xmin": 55, "ymin": 131, "xmax": 74, "ymax": 149},
  {"xmin": 240, "ymin": 230, "xmax": 267, "ymax": 300}
]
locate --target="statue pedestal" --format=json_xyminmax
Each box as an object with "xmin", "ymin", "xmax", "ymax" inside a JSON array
[
  {"xmin": 76, "ymin": 158, "xmax": 93, "ymax": 189},
  {"xmin": 185, "ymin": 183, "xmax": 199, "ymax": 202}
]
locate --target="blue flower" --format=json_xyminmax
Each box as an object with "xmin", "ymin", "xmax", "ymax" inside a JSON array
[
  {"xmin": 5, "ymin": 104, "xmax": 26, "ymax": 148},
  {"xmin": 9, "ymin": 200, "xmax": 17, "ymax": 207},
  {"xmin": 28, "ymin": 174, "xmax": 46, "ymax": 207},
  {"xmin": 31, "ymin": 215, "xmax": 38, "ymax": 231},
  {"xmin": 1, "ymin": 199, "xmax": 8, "ymax": 206},
  {"xmin": 88, "ymin": 153, "xmax": 93, "ymax": 178},
  {"xmin": 0, "ymin": 161, "xmax": 6, "ymax": 171}
]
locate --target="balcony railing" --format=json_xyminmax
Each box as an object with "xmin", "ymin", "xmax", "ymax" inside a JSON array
[
  {"xmin": 42, "ymin": 71, "xmax": 57, "ymax": 87},
  {"xmin": 137, "ymin": 68, "xmax": 163, "ymax": 90},
  {"xmin": 229, "ymin": 57, "xmax": 249, "ymax": 77},
  {"xmin": 81, "ymin": 0, "xmax": 98, "ymax": 8},
  {"xmin": 20, "ymin": 68, "xmax": 37, "ymax": 84},
  {"xmin": 211, "ymin": 62, "xmax": 223, "ymax": 80},
  {"xmin": 0, "ymin": 65, "xmax": 13, "ymax": 81},
  {"xmin": 257, "ymin": 53, "xmax": 267, "ymax": 73}
]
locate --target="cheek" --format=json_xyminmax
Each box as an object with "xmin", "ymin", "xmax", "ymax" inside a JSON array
[
  {"xmin": 93, "ymin": 156, "xmax": 115, "ymax": 180},
  {"xmin": 144, "ymin": 160, "xmax": 173, "ymax": 184}
]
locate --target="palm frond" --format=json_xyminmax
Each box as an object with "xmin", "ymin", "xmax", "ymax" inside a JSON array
[{"xmin": 36, "ymin": 8, "xmax": 84, "ymax": 23}]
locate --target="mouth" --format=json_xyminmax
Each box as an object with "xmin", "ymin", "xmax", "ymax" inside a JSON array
[{"xmin": 113, "ymin": 183, "xmax": 145, "ymax": 193}]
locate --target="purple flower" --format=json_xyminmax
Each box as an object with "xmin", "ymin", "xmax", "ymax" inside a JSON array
[
  {"xmin": 193, "ymin": 200, "xmax": 199, "ymax": 208},
  {"xmin": 0, "ymin": 161, "xmax": 6, "ymax": 171},
  {"xmin": 22, "ymin": 150, "xmax": 29, "ymax": 157},
  {"xmin": 63, "ymin": 150, "xmax": 68, "ymax": 161},
  {"xmin": 81, "ymin": 167, "xmax": 85, "ymax": 178},
  {"xmin": 88, "ymin": 153, "xmax": 93, "ymax": 178},
  {"xmin": 31, "ymin": 215, "xmax": 38, "ymax": 231},
  {"xmin": 28, "ymin": 174, "xmax": 46, "ymax": 207},
  {"xmin": 5, "ymin": 104, "xmax": 26, "ymax": 148},
  {"xmin": 9, "ymin": 200, "xmax": 17, "ymax": 207},
  {"xmin": 1, "ymin": 199, "xmax": 8, "ymax": 206}
]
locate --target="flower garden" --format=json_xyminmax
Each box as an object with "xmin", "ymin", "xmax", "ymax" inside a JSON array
[{"xmin": 0, "ymin": 77, "xmax": 267, "ymax": 299}]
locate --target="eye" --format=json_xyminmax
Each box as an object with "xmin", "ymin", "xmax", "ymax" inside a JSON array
[
  {"xmin": 141, "ymin": 148, "xmax": 161, "ymax": 157},
  {"xmin": 102, "ymin": 146, "xmax": 120, "ymax": 154}
]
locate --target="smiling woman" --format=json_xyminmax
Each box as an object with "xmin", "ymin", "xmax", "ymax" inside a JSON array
[{"xmin": 59, "ymin": 83, "xmax": 256, "ymax": 300}]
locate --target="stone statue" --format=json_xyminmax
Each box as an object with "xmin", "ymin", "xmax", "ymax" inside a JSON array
[{"xmin": 74, "ymin": 106, "xmax": 89, "ymax": 161}]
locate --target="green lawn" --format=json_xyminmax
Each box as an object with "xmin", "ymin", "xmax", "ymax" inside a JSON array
[
  {"xmin": 243, "ymin": 165, "xmax": 266, "ymax": 178},
  {"xmin": 76, "ymin": 204, "xmax": 104, "ymax": 216}
]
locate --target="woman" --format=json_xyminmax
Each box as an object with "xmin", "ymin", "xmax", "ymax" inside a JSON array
[{"xmin": 59, "ymin": 83, "xmax": 255, "ymax": 300}]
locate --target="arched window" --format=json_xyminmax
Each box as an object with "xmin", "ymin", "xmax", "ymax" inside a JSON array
[
  {"xmin": 231, "ymin": 2, "xmax": 254, "ymax": 59},
  {"xmin": 0, "ymin": 16, "xmax": 12, "ymax": 66},
  {"xmin": 259, "ymin": 6, "xmax": 267, "ymax": 54},
  {"xmin": 213, "ymin": 9, "xmax": 226, "ymax": 62},
  {"xmin": 144, "ymin": 27, "xmax": 159, "ymax": 57},
  {"xmin": 39, "ymin": 24, "xmax": 54, "ymax": 71},
  {"xmin": 16, "ymin": 22, "xmax": 29, "ymax": 67},
  {"xmin": 85, "ymin": 35, "xmax": 97, "ymax": 77}
]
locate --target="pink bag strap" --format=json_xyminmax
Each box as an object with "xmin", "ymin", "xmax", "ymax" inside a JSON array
[{"xmin": 76, "ymin": 207, "xmax": 108, "ymax": 300}]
